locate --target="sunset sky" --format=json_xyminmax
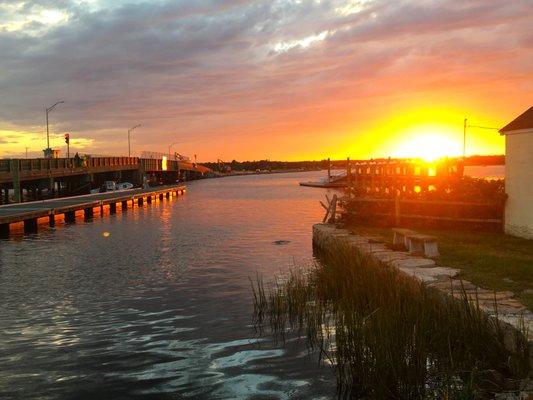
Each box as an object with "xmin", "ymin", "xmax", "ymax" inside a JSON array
[{"xmin": 0, "ymin": 0, "xmax": 531, "ymax": 162}]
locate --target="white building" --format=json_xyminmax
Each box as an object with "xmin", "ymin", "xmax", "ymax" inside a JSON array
[{"xmin": 499, "ymin": 106, "xmax": 533, "ymax": 239}]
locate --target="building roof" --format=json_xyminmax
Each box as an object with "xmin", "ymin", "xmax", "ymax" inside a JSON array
[{"xmin": 499, "ymin": 106, "xmax": 533, "ymax": 134}]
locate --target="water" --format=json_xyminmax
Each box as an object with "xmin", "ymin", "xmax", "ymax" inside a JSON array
[
  {"xmin": 464, "ymin": 165, "xmax": 504, "ymax": 180},
  {"xmin": 0, "ymin": 172, "xmax": 338, "ymax": 400}
]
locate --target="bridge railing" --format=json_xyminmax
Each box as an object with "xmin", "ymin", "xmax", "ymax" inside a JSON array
[{"xmin": 0, "ymin": 157, "xmax": 139, "ymax": 173}]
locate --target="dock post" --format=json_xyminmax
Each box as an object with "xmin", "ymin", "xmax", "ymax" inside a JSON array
[
  {"xmin": 121, "ymin": 200, "xmax": 128, "ymax": 210},
  {"xmin": 327, "ymin": 158, "xmax": 331, "ymax": 182},
  {"xmin": 84, "ymin": 207, "xmax": 94, "ymax": 219},
  {"xmin": 23, "ymin": 218, "xmax": 38, "ymax": 233},
  {"xmin": 165, "ymin": 192, "xmax": 170, "ymax": 199},
  {"xmin": 0, "ymin": 223, "xmax": 9, "ymax": 237},
  {"xmin": 394, "ymin": 195, "xmax": 401, "ymax": 227},
  {"xmin": 147, "ymin": 195, "xmax": 152, "ymax": 204},
  {"xmin": 137, "ymin": 197, "xmax": 143, "ymax": 206},
  {"xmin": 49, "ymin": 213, "xmax": 55, "ymax": 227},
  {"xmin": 159, "ymin": 193, "xmax": 164, "ymax": 200},
  {"xmin": 65, "ymin": 211, "xmax": 76, "ymax": 223},
  {"xmin": 110, "ymin": 203, "xmax": 117, "ymax": 214},
  {"xmin": 100, "ymin": 204, "xmax": 104, "ymax": 215}
]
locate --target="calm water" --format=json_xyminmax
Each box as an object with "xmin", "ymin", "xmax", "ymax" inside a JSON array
[{"xmin": 0, "ymin": 172, "xmax": 338, "ymax": 400}]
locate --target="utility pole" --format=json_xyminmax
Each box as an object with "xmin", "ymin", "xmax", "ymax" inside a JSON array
[
  {"xmin": 463, "ymin": 118, "xmax": 499, "ymax": 159},
  {"xmin": 463, "ymin": 118, "xmax": 467, "ymax": 158},
  {"xmin": 128, "ymin": 124, "xmax": 141, "ymax": 157}
]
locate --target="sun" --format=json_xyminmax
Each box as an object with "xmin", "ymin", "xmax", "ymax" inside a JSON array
[
  {"xmin": 391, "ymin": 130, "xmax": 462, "ymax": 161},
  {"xmin": 393, "ymin": 133, "xmax": 461, "ymax": 161}
]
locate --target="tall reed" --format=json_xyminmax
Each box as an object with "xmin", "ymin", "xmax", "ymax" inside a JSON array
[{"xmin": 251, "ymin": 244, "xmax": 529, "ymax": 399}]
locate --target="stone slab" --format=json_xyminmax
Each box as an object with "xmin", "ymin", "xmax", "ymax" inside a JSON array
[
  {"xmin": 399, "ymin": 266, "xmax": 459, "ymax": 283},
  {"xmin": 391, "ymin": 257, "xmax": 436, "ymax": 269},
  {"xmin": 353, "ymin": 243, "xmax": 389, "ymax": 254},
  {"xmin": 372, "ymin": 251, "xmax": 412, "ymax": 263},
  {"xmin": 429, "ymin": 279, "xmax": 479, "ymax": 292}
]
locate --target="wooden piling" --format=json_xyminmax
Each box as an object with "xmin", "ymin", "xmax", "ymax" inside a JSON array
[
  {"xmin": 65, "ymin": 211, "xmax": 76, "ymax": 223},
  {"xmin": 0, "ymin": 223, "xmax": 9, "ymax": 237},
  {"xmin": 110, "ymin": 203, "xmax": 117, "ymax": 214},
  {"xmin": 49, "ymin": 213, "xmax": 55, "ymax": 227},
  {"xmin": 24, "ymin": 218, "xmax": 38, "ymax": 233},
  {"xmin": 84, "ymin": 207, "xmax": 94, "ymax": 219}
]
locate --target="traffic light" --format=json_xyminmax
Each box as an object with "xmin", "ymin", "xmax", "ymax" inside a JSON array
[{"xmin": 64, "ymin": 133, "xmax": 70, "ymax": 144}]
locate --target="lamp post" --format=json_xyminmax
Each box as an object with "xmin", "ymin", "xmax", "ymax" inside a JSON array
[
  {"xmin": 45, "ymin": 100, "xmax": 64, "ymax": 150},
  {"xmin": 128, "ymin": 124, "xmax": 141, "ymax": 157},
  {"xmin": 168, "ymin": 141, "xmax": 179, "ymax": 158}
]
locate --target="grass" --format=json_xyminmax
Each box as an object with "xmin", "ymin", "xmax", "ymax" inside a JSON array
[
  {"xmin": 252, "ymin": 244, "xmax": 530, "ymax": 399},
  {"xmin": 344, "ymin": 225, "xmax": 533, "ymax": 310}
]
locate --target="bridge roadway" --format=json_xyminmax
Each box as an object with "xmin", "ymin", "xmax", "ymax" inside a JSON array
[{"xmin": 0, "ymin": 184, "xmax": 186, "ymax": 235}]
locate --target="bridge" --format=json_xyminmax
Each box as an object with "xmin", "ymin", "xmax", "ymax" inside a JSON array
[{"xmin": 0, "ymin": 156, "xmax": 211, "ymax": 204}]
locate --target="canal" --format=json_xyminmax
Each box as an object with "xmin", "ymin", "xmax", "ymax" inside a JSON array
[{"xmin": 0, "ymin": 171, "xmax": 337, "ymax": 400}]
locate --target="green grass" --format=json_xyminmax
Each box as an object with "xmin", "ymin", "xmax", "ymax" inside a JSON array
[
  {"xmin": 252, "ymin": 245, "xmax": 530, "ymax": 399},
  {"xmin": 343, "ymin": 225, "xmax": 533, "ymax": 310}
]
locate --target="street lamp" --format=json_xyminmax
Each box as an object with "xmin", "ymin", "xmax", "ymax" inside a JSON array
[
  {"xmin": 168, "ymin": 141, "xmax": 179, "ymax": 157},
  {"xmin": 45, "ymin": 100, "xmax": 64, "ymax": 150},
  {"xmin": 128, "ymin": 124, "xmax": 141, "ymax": 157}
]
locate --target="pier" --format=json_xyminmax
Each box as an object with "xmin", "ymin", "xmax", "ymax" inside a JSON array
[{"xmin": 0, "ymin": 184, "xmax": 186, "ymax": 237}]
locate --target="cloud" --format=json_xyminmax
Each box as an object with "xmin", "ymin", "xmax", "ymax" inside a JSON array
[{"xmin": 0, "ymin": 0, "xmax": 531, "ymax": 159}]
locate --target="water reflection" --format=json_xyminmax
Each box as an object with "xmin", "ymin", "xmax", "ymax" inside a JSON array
[{"xmin": 0, "ymin": 171, "xmax": 337, "ymax": 399}]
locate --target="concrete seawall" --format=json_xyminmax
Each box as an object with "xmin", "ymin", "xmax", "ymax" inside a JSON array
[{"xmin": 312, "ymin": 222, "xmax": 532, "ymax": 391}]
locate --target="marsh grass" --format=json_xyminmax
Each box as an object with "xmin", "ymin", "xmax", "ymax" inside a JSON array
[{"xmin": 251, "ymin": 244, "xmax": 529, "ymax": 399}]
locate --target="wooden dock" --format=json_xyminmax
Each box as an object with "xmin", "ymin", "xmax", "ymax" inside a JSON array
[{"xmin": 0, "ymin": 184, "xmax": 186, "ymax": 236}]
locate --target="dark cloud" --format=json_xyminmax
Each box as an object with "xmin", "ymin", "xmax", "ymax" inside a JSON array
[{"xmin": 0, "ymin": 0, "xmax": 531, "ymax": 158}]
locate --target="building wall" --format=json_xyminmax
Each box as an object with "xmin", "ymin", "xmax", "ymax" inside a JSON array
[{"xmin": 505, "ymin": 129, "xmax": 533, "ymax": 239}]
